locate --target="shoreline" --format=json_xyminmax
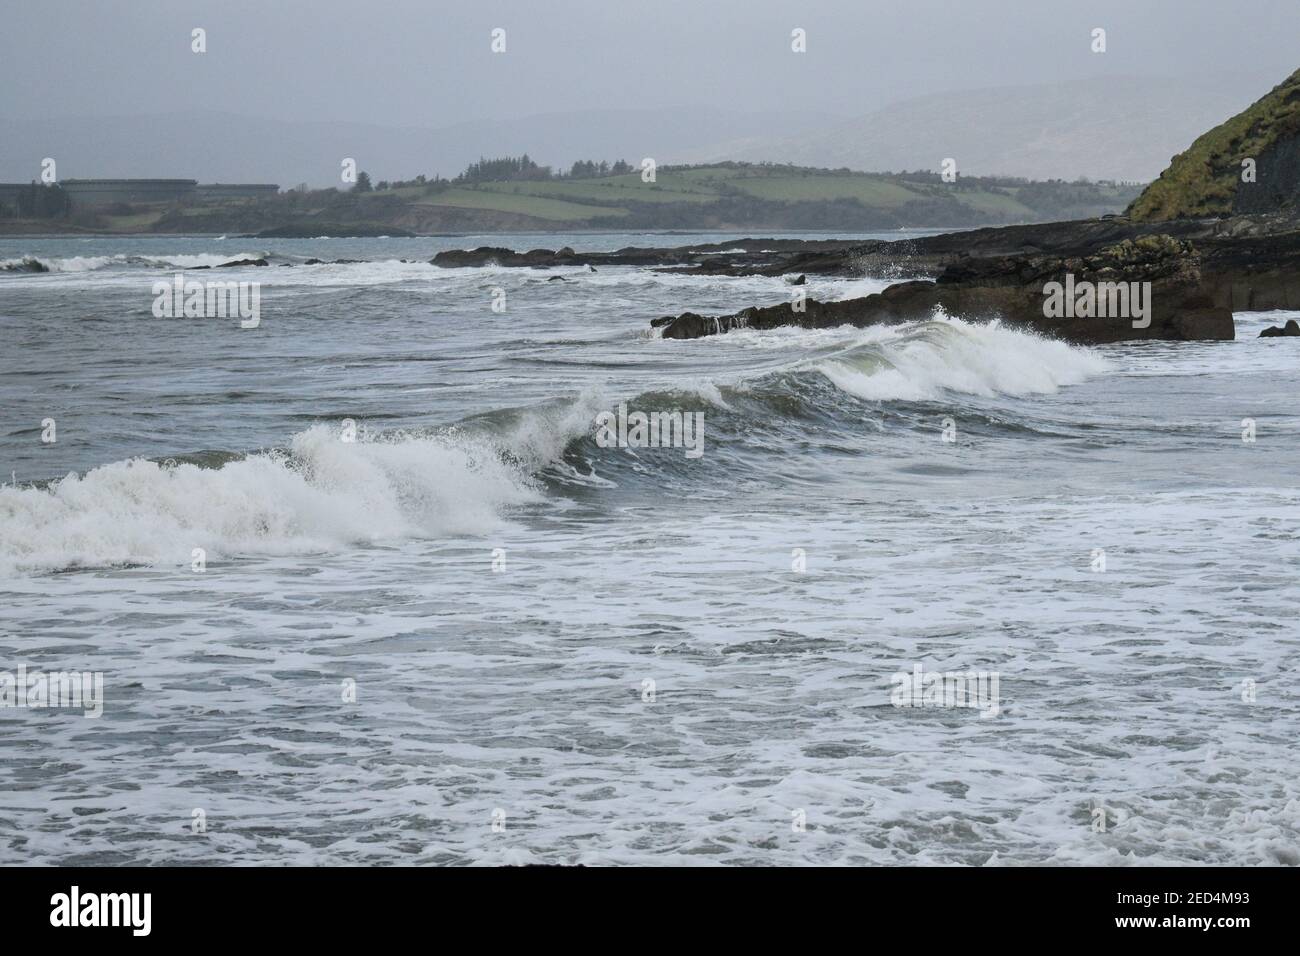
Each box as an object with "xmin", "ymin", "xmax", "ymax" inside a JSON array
[{"xmin": 0, "ymin": 226, "xmax": 968, "ymax": 240}]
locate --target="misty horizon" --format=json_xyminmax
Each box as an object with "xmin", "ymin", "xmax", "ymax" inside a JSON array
[{"xmin": 2, "ymin": 0, "xmax": 1299, "ymax": 184}]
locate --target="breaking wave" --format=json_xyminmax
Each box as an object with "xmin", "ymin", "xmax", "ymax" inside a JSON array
[
  {"xmin": 811, "ymin": 316, "xmax": 1109, "ymax": 401},
  {"xmin": 0, "ymin": 252, "xmax": 269, "ymax": 273},
  {"xmin": 0, "ymin": 426, "xmax": 539, "ymax": 573},
  {"xmin": 0, "ymin": 317, "xmax": 1107, "ymax": 573}
]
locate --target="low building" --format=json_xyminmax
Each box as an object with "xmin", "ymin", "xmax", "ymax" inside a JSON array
[
  {"xmin": 0, "ymin": 183, "xmax": 32, "ymax": 213},
  {"xmin": 61, "ymin": 179, "xmax": 197, "ymax": 207},
  {"xmin": 195, "ymin": 183, "xmax": 280, "ymax": 201}
]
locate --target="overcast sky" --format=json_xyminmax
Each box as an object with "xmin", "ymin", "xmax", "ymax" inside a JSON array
[{"xmin": 2, "ymin": 0, "xmax": 1296, "ymax": 126}]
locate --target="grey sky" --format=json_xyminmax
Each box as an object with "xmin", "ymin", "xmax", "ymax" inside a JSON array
[{"xmin": 2, "ymin": 0, "xmax": 1296, "ymax": 126}]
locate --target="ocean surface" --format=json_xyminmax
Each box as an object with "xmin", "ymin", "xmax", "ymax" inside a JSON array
[{"xmin": 1, "ymin": 232, "xmax": 1297, "ymax": 866}]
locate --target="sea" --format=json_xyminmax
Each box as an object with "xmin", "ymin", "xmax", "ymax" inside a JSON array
[{"xmin": 1, "ymin": 232, "xmax": 1297, "ymax": 865}]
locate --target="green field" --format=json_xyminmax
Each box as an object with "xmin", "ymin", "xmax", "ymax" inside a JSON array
[
  {"xmin": 415, "ymin": 187, "xmax": 630, "ymax": 221},
  {"xmin": 946, "ymin": 189, "xmax": 1037, "ymax": 218},
  {"xmin": 727, "ymin": 175, "xmax": 924, "ymax": 207},
  {"xmin": 369, "ymin": 162, "xmax": 1129, "ymax": 227},
  {"xmin": 479, "ymin": 176, "xmax": 717, "ymax": 205},
  {"xmin": 99, "ymin": 209, "xmax": 166, "ymax": 229}
]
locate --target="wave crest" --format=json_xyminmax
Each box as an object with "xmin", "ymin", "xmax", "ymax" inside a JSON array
[
  {"xmin": 0, "ymin": 425, "xmax": 538, "ymax": 573},
  {"xmin": 815, "ymin": 317, "xmax": 1109, "ymax": 401}
]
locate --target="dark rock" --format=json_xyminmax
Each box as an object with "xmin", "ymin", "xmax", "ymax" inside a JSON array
[
  {"xmin": 1259, "ymin": 319, "xmax": 1300, "ymax": 336},
  {"xmin": 430, "ymin": 238, "xmax": 864, "ymax": 272},
  {"xmin": 217, "ymin": 257, "xmax": 269, "ymax": 268},
  {"xmin": 432, "ymin": 246, "xmax": 530, "ymax": 267},
  {"xmin": 656, "ymin": 234, "xmax": 1235, "ymax": 345},
  {"xmin": 786, "ymin": 274, "xmax": 807, "ymax": 285},
  {"xmin": 652, "ymin": 312, "xmax": 703, "ymax": 330},
  {"xmin": 431, "ymin": 215, "xmax": 1300, "ymax": 345}
]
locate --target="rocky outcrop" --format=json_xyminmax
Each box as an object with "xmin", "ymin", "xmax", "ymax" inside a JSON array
[
  {"xmin": 1260, "ymin": 319, "xmax": 1300, "ymax": 337},
  {"xmin": 425, "ymin": 210, "xmax": 1300, "ymax": 345},
  {"xmin": 1191, "ymin": 229, "xmax": 1300, "ymax": 311},
  {"xmin": 429, "ymin": 238, "xmax": 866, "ymax": 271},
  {"xmin": 432, "ymin": 70, "xmax": 1300, "ymax": 346},
  {"xmin": 655, "ymin": 235, "xmax": 1234, "ymax": 344},
  {"xmin": 215, "ymin": 257, "xmax": 269, "ymax": 268},
  {"xmin": 431, "ymin": 213, "xmax": 1299, "ymax": 285}
]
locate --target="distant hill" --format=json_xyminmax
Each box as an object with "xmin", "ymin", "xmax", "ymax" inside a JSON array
[
  {"xmin": 1128, "ymin": 67, "xmax": 1300, "ymax": 220},
  {"xmin": 717, "ymin": 76, "xmax": 1267, "ymax": 183},
  {"xmin": 367, "ymin": 164, "xmax": 1140, "ymax": 231},
  {"xmin": 3, "ymin": 162, "xmax": 1143, "ymax": 235}
]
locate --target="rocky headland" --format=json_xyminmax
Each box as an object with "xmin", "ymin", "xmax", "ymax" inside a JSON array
[{"xmin": 429, "ymin": 67, "xmax": 1300, "ymax": 346}]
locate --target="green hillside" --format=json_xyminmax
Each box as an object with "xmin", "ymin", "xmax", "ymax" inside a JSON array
[
  {"xmin": 377, "ymin": 162, "xmax": 1138, "ymax": 231},
  {"xmin": 416, "ymin": 186, "xmax": 631, "ymax": 221},
  {"xmin": 1, "ymin": 160, "xmax": 1144, "ymax": 235},
  {"xmin": 1128, "ymin": 67, "xmax": 1300, "ymax": 221}
]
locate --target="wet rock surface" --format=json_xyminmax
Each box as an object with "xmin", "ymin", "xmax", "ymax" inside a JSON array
[
  {"xmin": 1260, "ymin": 319, "xmax": 1300, "ymax": 337},
  {"xmin": 425, "ymin": 211, "xmax": 1300, "ymax": 345},
  {"xmin": 656, "ymin": 231, "xmax": 1239, "ymax": 344}
]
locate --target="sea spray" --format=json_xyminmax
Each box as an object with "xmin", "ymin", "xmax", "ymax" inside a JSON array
[
  {"xmin": 0, "ymin": 426, "xmax": 538, "ymax": 573},
  {"xmin": 815, "ymin": 317, "xmax": 1109, "ymax": 402}
]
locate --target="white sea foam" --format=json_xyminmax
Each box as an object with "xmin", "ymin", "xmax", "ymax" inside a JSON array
[
  {"xmin": 0, "ymin": 426, "xmax": 538, "ymax": 573},
  {"xmin": 3, "ymin": 234, "xmax": 1295, "ymax": 867},
  {"xmin": 489, "ymin": 386, "xmax": 613, "ymax": 467},
  {"xmin": 0, "ymin": 255, "xmax": 108, "ymax": 272},
  {"xmin": 0, "ymin": 252, "xmax": 271, "ymax": 273},
  {"xmin": 816, "ymin": 317, "xmax": 1110, "ymax": 401}
]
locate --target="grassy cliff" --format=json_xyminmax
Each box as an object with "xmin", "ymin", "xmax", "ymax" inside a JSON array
[{"xmin": 1127, "ymin": 67, "xmax": 1300, "ymax": 221}]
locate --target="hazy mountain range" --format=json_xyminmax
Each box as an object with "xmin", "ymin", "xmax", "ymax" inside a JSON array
[
  {"xmin": 713, "ymin": 76, "xmax": 1263, "ymax": 182},
  {"xmin": 0, "ymin": 75, "xmax": 1268, "ymax": 187}
]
